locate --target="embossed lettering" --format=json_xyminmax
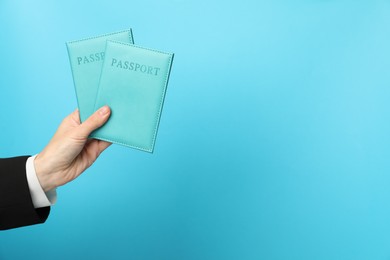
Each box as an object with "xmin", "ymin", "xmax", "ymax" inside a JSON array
[
  {"xmin": 110, "ymin": 58, "xmax": 160, "ymax": 76},
  {"xmin": 77, "ymin": 52, "xmax": 105, "ymax": 65}
]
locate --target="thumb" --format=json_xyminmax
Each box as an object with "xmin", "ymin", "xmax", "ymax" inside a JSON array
[{"xmin": 78, "ymin": 105, "xmax": 111, "ymax": 138}]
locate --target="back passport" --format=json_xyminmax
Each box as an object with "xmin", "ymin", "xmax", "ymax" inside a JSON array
[{"xmin": 66, "ymin": 29, "xmax": 134, "ymax": 122}]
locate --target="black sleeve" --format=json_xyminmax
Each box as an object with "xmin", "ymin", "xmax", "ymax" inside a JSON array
[{"xmin": 0, "ymin": 156, "xmax": 50, "ymax": 230}]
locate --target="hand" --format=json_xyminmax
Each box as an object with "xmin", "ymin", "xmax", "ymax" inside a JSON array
[{"xmin": 34, "ymin": 106, "xmax": 112, "ymax": 192}]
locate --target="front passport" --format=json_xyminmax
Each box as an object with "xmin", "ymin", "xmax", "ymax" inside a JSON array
[
  {"xmin": 66, "ymin": 29, "xmax": 134, "ymax": 122},
  {"xmin": 91, "ymin": 41, "xmax": 174, "ymax": 152}
]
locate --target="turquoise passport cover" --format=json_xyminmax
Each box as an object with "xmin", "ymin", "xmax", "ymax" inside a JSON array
[
  {"xmin": 66, "ymin": 29, "xmax": 134, "ymax": 122},
  {"xmin": 91, "ymin": 41, "xmax": 174, "ymax": 152}
]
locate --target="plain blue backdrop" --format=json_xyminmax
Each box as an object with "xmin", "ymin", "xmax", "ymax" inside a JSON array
[{"xmin": 1, "ymin": 1, "xmax": 390, "ymax": 259}]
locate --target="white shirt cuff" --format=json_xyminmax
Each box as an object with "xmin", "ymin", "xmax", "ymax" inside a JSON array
[{"xmin": 26, "ymin": 155, "xmax": 57, "ymax": 208}]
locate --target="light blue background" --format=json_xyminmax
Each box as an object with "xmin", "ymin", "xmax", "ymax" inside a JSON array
[{"xmin": 1, "ymin": 1, "xmax": 390, "ymax": 259}]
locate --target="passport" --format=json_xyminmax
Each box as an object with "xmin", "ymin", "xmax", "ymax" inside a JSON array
[
  {"xmin": 91, "ymin": 41, "xmax": 174, "ymax": 152},
  {"xmin": 66, "ymin": 29, "xmax": 134, "ymax": 122}
]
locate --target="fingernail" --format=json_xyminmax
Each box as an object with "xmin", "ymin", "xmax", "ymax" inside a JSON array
[{"xmin": 98, "ymin": 106, "xmax": 110, "ymax": 116}]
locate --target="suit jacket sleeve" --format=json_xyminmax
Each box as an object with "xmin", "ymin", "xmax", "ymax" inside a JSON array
[{"xmin": 0, "ymin": 156, "xmax": 50, "ymax": 230}]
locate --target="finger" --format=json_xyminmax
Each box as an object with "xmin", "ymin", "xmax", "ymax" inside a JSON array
[
  {"xmin": 70, "ymin": 108, "xmax": 81, "ymax": 124},
  {"xmin": 82, "ymin": 140, "xmax": 112, "ymax": 167},
  {"xmin": 84, "ymin": 139, "xmax": 110, "ymax": 155},
  {"xmin": 98, "ymin": 140, "xmax": 112, "ymax": 153},
  {"xmin": 78, "ymin": 106, "xmax": 111, "ymax": 138},
  {"xmin": 56, "ymin": 108, "xmax": 81, "ymax": 134}
]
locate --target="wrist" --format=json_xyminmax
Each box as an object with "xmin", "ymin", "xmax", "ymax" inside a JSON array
[{"xmin": 34, "ymin": 153, "xmax": 56, "ymax": 192}]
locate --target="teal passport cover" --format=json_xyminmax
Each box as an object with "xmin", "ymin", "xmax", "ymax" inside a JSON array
[
  {"xmin": 66, "ymin": 29, "xmax": 134, "ymax": 122},
  {"xmin": 91, "ymin": 41, "xmax": 174, "ymax": 152}
]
